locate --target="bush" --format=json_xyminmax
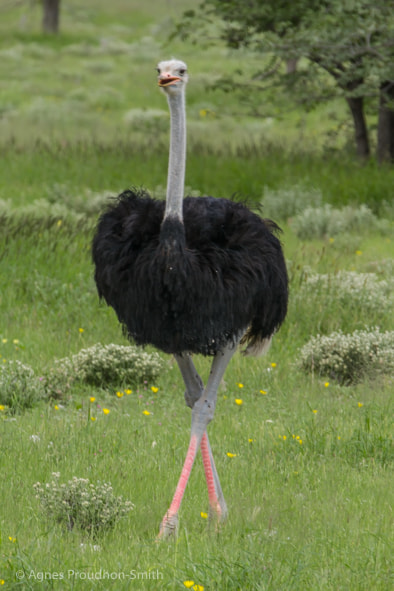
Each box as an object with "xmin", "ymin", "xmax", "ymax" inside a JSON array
[
  {"xmin": 296, "ymin": 270, "xmax": 394, "ymax": 316},
  {"xmin": 291, "ymin": 204, "xmax": 390, "ymax": 239},
  {"xmin": 261, "ymin": 184, "xmax": 322, "ymax": 221},
  {"xmin": 43, "ymin": 343, "xmax": 166, "ymax": 397},
  {"xmin": 0, "ymin": 361, "xmax": 46, "ymax": 414},
  {"xmin": 297, "ymin": 328, "xmax": 394, "ymax": 385},
  {"xmin": 34, "ymin": 473, "xmax": 134, "ymax": 536}
]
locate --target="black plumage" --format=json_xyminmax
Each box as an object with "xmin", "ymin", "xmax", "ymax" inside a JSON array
[{"xmin": 92, "ymin": 189, "xmax": 288, "ymax": 356}]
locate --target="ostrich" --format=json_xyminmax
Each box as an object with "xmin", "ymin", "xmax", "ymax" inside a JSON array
[{"xmin": 92, "ymin": 59, "xmax": 288, "ymax": 538}]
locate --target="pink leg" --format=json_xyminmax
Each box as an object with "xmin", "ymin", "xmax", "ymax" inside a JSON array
[
  {"xmin": 200, "ymin": 432, "xmax": 227, "ymax": 520},
  {"xmin": 158, "ymin": 344, "xmax": 237, "ymax": 538},
  {"xmin": 158, "ymin": 434, "xmax": 200, "ymax": 537},
  {"xmin": 174, "ymin": 354, "xmax": 227, "ymax": 520}
]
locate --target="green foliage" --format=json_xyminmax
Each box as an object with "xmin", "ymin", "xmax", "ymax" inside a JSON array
[
  {"xmin": 0, "ymin": 360, "xmax": 45, "ymax": 414},
  {"xmin": 298, "ymin": 327, "xmax": 394, "ymax": 384},
  {"xmin": 176, "ymin": 0, "xmax": 394, "ymax": 160},
  {"xmin": 33, "ymin": 473, "xmax": 134, "ymax": 536}
]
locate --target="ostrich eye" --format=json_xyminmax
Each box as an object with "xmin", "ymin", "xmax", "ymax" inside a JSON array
[
  {"xmin": 156, "ymin": 68, "xmax": 161, "ymax": 74},
  {"xmin": 179, "ymin": 68, "xmax": 186, "ymax": 76}
]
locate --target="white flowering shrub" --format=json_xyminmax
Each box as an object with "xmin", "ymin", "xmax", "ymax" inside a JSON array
[
  {"xmin": 43, "ymin": 343, "xmax": 166, "ymax": 397},
  {"xmin": 34, "ymin": 473, "xmax": 134, "ymax": 535},
  {"xmin": 298, "ymin": 328, "xmax": 394, "ymax": 385},
  {"xmin": 261, "ymin": 184, "xmax": 322, "ymax": 221},
  {"xmin": 291, "ymin": 204, "xmax": 389, "ymax": 239},
  {"xmin": 70, "ymin": 343, "xmax": 165, "ymax": 386},
  {"xmin": 43, "ymin": 357, "xmax": 75, "ymax": 400},
  {"xmin": 0, "ymin": 361, "xmax": 45, "ymax": 413}
]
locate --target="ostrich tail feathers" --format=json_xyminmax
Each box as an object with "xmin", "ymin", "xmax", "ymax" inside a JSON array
[{"xmin": 240, "ymin": 332, "xmax": 272, "ymax": 357}]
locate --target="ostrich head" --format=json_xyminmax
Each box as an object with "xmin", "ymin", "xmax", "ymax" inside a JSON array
[{"xmin": 157, "ymin": 59, "xmax": 188, "ymax": 96}]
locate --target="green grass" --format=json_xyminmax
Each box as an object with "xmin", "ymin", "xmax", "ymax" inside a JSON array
[{"xmin": 0, "ymin": 1, "xmax": 393, "ymax": 590}]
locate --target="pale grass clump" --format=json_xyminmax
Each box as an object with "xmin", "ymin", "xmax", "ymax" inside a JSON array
[
  {"xmin": 45, "ymin": 184, "xmax": 115, "ymax": 216},
  {"xmin": 0, "ymin": 197, "xmax": 87, "ymax": 225},
  {"xmin": 0, "ymin": 360, "xmax": 45, "ymax": 413},
  {"xmin": 298, "ymin": 328, "xmax": 394, "ymax": 385},
  {"xmin": 34, "ymin": 473, "xmax": 134, "ymax": 536},
  {"xmin": 292, "ymin": 204, "xmax": 389, "ymax": 239},
  {"xmin": 261, "ymin": 184, "xmax": 322, "ymax": 221},
  {"xmin": 298, "ymin": 270, "xmax": 394, "ymax": 314},
  {"xmin": 44, "ymin": 343, "xmax": 165, "ymax": 398}
]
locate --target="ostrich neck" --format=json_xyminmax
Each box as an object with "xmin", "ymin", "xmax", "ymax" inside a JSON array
[{"xmin": 164, "ymin": 91, "xmax": 186, "ymax": 222}]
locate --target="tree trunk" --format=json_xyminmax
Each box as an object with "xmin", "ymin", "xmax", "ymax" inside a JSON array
[
  {"xmin": 286, "ymin": 58, "xmax": 298, "ymax": 74},
  {"xmin": 346, "ymin": 96, "xmax": 370, "ymax": 159},
  {"xmin": 42, "ymin": 0, "xmax": 60, "ymax": 34},
  {"xmin": 377, "ymin": 81, "xmax": 394, "ymax": 164}
]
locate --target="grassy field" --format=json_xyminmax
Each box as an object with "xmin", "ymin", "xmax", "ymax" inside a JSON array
[{"xmin": 0, "ymin": 1, "xmax": 393, "ymax": 590}]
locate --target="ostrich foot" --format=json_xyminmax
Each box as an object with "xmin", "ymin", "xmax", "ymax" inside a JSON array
[
  {"xmin": 208, "ymin": 498, "xmax": 228, "ymax": 523},
  {"xmin": 157, "ymin": 511, "xmax": 178, "ymax": 540}
]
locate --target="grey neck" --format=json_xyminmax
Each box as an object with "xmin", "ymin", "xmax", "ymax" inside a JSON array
[{"xmin": 164, "ymin": 91, "xmax": 186, "ymax": 222}]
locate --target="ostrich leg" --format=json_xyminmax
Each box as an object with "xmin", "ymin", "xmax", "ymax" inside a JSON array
[
  {"xmin": 158, "ymin": 342, "xmax": 238, "ymax": 538},
  {"xmin": 175, "ymin": 354, "xmax": 227, "ymax": 521}
]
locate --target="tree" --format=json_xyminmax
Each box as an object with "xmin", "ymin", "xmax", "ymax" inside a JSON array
[
  {"xmin": 175, "ymin": 0, "xmax": 394, "ymax": 162},
  {"xmin": 42, "ymin": 0, "xmax": 61, "ymax": 34}
]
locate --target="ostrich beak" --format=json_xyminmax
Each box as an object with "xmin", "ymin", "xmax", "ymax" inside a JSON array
[{"xmin": 158, "ymin": 76, "xmax": 181, "ymax": 87}]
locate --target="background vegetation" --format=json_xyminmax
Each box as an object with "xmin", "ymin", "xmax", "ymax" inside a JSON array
[{"xmin": 0, "ymin": 1, "xmax": 393, "ymax": 590}]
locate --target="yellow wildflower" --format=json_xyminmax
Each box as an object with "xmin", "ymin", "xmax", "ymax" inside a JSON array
[
  {"xmin": 248, "ymin": 438, "xmax": 254, "ymax": 443},
  {"xmin": 260, "ymin": 390, "xmax": 267, "ymax": 395},
  {"xmin": 90, "ymin": 417, "xmax": 96, "ymax": 422},
  {"xmin": 125, "ymin": 389, "xmax": 132, "ymax": 395},
  {"xmin": 103, "ymin": 408, "xmax": 110, "ymax": 415},
  {"xmin": 78, "ymin": 328, "xmax": 84, "ymax": 333},
  {"xmin": 54, "ymin": 405, "xmax": 59, "ymax": 411},
  {"xmin": 90, "ymin": 396, "xmax": 96, "ymax": 403},
  {"xmin": 183, "ymin": 582, "xmax": 195, "ymax": 589},
  {"xmin": 0, "ymin": 405, "xmax": 5, "ymax": 411},
  {"xmin": 8, "ymin": 536, "xmax": 16, "ymax": 543},
  {"xmin": 116, "ymin": 391, "xmax": 124, "ymax": 398},
  {"xmin": 324, "ymin": 382, "xmax": 330, "ymax": 387},
  {"xmin": 200, "ymin": 511, "xmax": 208, "ymax": 519},
  {"xmin": 312, "ymin": 409, "xmax": 318, "ymax": 414},
  {"xmin": 235, "ymin": 398, "xmax": 243, "ymax": 406},
  {"xmin": 271, "ymin": 362, "xmax": 277, "ymax": 368},
  {"xmin": 226, "ymin": 452, "xmax": 237, "ymax": 458},
  {"xmin": 236, "ymin": 382, "xmax": 244, "ymax": 388},
  {"xmin": 143, "ymin": 410, "xmax": 151, "ymax": 416},
  {"xmin": 151, "ymin": 386, "xmax": 159, "ymax": 393},
  {"xmin": 358, "ymin": 402, "xmax": 364, "ymax": 408}
]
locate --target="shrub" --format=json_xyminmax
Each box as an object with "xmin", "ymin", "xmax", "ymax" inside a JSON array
[
  {"xmin": 0, "ymin": 361, "xmax": 46, "ymax": 413},
  {"xmin": 291, "ymin": 204, "xmax": 389, "ymax": 239},
  {"xmin": 261, "ymin": 184, "xmax": 322, "ymax": 221},
  {"xmin": 297, "ymin": 328, "xmax": 394, "ymax": 385},
  {"xmin": 296, "ymin": 270, "xmax": 394, "ymax": 316},
  {"xmin": 34, "ymin": 473, "xmax": 134, "ymax": 536},
  {"xmin": 43, "ymin": 343, "xmax": 166, "ymax": 397},
  {"xmin": 71, "ymin": 343, "xmax": 165, "ymax": 386}
]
